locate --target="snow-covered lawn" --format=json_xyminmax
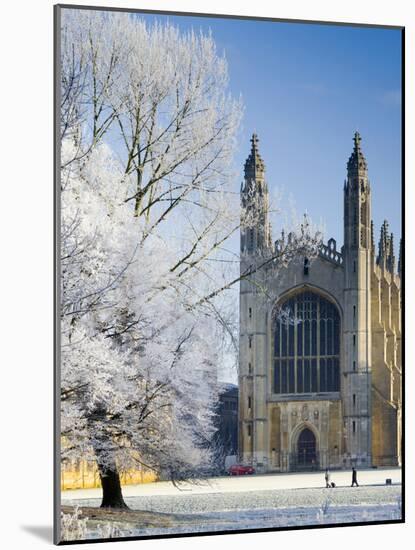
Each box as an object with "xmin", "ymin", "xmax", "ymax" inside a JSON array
[
  {"xmin": 64, "ymin": 484, "xmax": 401, "ymax": 515},
  {"xmin": 62, "ymin": 482, "xmax": 402, "ymax": 541},
  {"xmin": 62, "ymin": 467, "xmax": 401, "ymax": 500},
  {"xmin": 105, "ymin": 503, "xmax": 401, "ymax": 537}
]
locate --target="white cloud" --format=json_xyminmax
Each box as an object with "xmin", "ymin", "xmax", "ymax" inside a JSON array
[{"xmin": 379, "ymin": 89, "xmax": 401, "ymax": 107}]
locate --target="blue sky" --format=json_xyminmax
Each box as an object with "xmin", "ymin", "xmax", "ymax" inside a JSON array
[{"xmin": 137, "ymin": 12, "xmax": 402, "ymax": 249}]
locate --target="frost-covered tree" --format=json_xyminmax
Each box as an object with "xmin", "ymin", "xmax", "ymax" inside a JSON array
[
  {"xmin": 61, "ymin": 142, "xmax": 222, "ymax": 508},
  {"xmin": 59, "ymin": 10, "xmax": 323, "ymax": 509}
]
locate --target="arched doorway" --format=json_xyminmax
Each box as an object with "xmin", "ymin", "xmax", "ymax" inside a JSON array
[{"xmin": 297, "ymin": 428, "xmax": 317, "ymax": 468}]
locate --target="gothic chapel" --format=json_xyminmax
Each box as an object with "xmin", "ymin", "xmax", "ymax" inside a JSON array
[{"xmin": 239, "ymin": 133, "xmax": 402, "ymax": 472}]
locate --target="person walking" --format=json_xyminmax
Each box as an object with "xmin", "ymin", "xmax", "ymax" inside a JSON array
[
  {"xmin": 325, "ymin": 468, "xmax": 331, "ymax": 488},
  {"xmin": 351, "ymin": 467, "xmax": 359, "ymax": 487}
]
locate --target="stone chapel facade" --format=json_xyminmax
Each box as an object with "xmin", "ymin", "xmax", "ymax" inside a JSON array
[{"xmin": 238, "ymin": 133, "xmax": 402, "ymax": 472}]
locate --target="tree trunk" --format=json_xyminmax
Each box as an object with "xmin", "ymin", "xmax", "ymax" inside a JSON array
[
  {"xmin": 89, "ymin": 407, "xmax": 129, "ymax": 509},
  {"xmin": 99, "ymin": 465, "xmax": 129, "ymax": 509}
]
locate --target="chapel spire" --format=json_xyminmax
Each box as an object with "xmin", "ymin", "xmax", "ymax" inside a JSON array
[
  {"xmin": 378, "ymin": 220, "xmax": 388, "ymax": 267},
  {"xmin": 344, "ymin": 132, "xmax": 371, "ymax": 249},
  {"xmin": 347, "ymin": 131, "xmax": 368, "ymax": 176},
  {"xmin": 241, "ymin": 133, "xmax": 271, "ymax": 252},
  {"xmin": 342, "ymin": 131, "xmax": 373, "ymax": 465},
  {"xmin": 377, "ymin": 219, "xmax": 397, "ymax": 273},
  {"xmin": 244, "ymin": 133, "xmax": 266, "ymax": 184}
]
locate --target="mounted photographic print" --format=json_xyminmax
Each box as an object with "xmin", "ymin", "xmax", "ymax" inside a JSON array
[{"xmin": 54, "ymin": 4, "xmax": 404, "ymax": 544}]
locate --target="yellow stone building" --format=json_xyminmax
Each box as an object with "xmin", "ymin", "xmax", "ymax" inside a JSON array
[
  {"xmin": 61, "ymin": 459, "xmax": 157, "ymax": 490},
  {"xmin": 60, "ymin": 438, "xmax": 157, "ymax": 490},
  {"xmin": 239, "ymin": 133, "xmax": 402, "ymax": 472}
]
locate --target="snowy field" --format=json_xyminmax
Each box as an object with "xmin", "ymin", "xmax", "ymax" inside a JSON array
[
  {"xmin": 62, "ymin": 467, "xmax": 401, "ymax": 499},
  {"xmin": 80, "ymin": 500, "xmax": 402, "ymax": 540},
  {"xmin": 66, "ymin": 485, "xmax": 401, "ymax": 514},
  {"xmin": 61, "ymin": 469, "xmax": 402, "ymax": 540}
]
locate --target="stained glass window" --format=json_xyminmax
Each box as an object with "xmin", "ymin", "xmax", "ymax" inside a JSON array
[{"xmin": 273, "ymin": 291, "xmax": 340, "ymax": 394}]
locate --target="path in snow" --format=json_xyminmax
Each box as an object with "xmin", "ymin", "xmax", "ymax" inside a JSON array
[{"xmin": 62, "ymin": 467, "xmax": 401, "ymax": 501}]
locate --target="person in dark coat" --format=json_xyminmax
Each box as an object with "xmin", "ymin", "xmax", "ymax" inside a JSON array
[
  {"xmin": 351, "ymin": 467, "xmax": 359, "ymax": 487},
  {"xmin": 325, "ymin": 468, "xmax": 331, "ymax": 488}
]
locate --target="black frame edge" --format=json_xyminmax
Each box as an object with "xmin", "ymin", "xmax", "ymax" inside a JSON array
[
  {"xmin": 54, "ymin": 3, "xmax": 62, "ymax": 546},
  {"xmin": 55, "ymin": 3, "xmax": 405, "ymax": 30}
]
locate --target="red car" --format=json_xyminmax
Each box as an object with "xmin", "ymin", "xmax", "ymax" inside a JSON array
[{"xmin": 228, "ymin": 464, "xmax": 255, "ymax": 475}]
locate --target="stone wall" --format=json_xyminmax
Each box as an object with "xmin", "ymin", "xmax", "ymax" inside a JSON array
[
  {"xmin": 370, "ymin": 264, "xmax": 402, "ymax": 466},
  {"xmin": 61, "ymin": 460, "xmax": 157, "ymax": 490}
]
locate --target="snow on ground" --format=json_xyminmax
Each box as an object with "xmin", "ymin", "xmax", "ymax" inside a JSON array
[
  {"xmin": 62, "ymin": 467, "xmax": 401, "ymax": 500},
  {"xmin": 63, "ymin": 482, "xmax": 402, "ymax": 540},
  {"xmin": 61, "ymin": 469, "xmax": 402, "ymax": 540},
  {"xmin": 65, "ymin": 485, "xmax": 401, "ymax": 515},
  {"xmin": 102, "ymin": 503, "xmax": 401, "ymax": 538},
  {"xmin": 79, "ymin": 495, "xmax": 402, "ymax": 540}
]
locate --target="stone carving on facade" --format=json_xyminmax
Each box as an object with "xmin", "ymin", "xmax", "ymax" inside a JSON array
[{"xmin": 282, "ymin": 413, "xmax": 288, "ymax": 432}]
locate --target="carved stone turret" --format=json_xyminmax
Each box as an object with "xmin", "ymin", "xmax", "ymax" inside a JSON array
[
  {"xmin": 377, "ymin": 220, "xmax": 395, "ymax": 272},
  {"xmin": 344, "ymin": 132, "xmax": 371, "ymax": 249},
  {"xmin": 343, "ymin": 131, "xmax": 372, "ymax": 466},
  {"xmin": 241, "ymin": 133, "xmax": 271, "ymax": 253},
  {"xmin": 244, "ymin": 133, "xmax": 266, "ymax": 183},
  {"xmin": 239, "ymin": 133, "xmax": 271, "ymax": 471},
  {"xmin": 347, "ymin": 131, "xmax": 368, "ymax": 176}
]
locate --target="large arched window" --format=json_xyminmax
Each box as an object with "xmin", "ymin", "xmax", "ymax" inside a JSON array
[{"xmin": 273, "ymin": 291, "xmax": 340, "ymax": 394}]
